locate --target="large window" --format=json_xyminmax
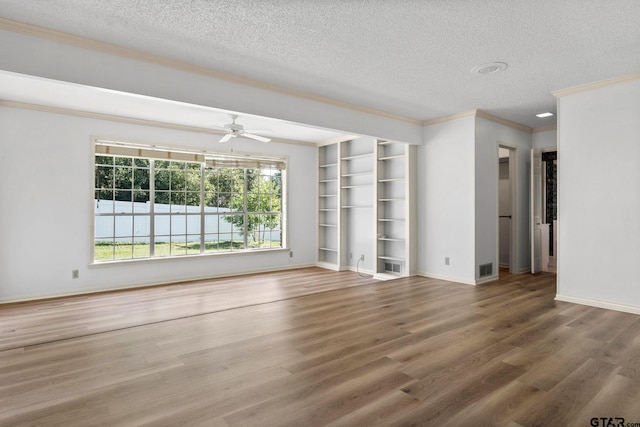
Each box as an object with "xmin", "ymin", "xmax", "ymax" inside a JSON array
[{"xmin": 93, "ymin": 140, "xmax": 285, "ymax": 262}]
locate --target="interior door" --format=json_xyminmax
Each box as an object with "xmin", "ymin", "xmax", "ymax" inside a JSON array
[{"xmin": 530, "ymin": 149, "xmax": 542, "ymax": 273}]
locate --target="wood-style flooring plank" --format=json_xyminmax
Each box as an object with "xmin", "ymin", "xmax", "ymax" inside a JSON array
[{"xmin": 1, "ymin": 268, "xmax": 640, "ymax": 426}]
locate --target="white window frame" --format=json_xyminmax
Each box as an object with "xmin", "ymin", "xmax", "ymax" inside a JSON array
[{"xmin": 91, "ymin": 137, "xmax": 288, "ymax": 264}]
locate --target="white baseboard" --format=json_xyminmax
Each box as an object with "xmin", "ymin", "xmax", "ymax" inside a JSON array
[
  {"xmin": 315, "ymin": 262, "xmax": 340, "ymax": 271},
  {"xmin": 475, "ymin": 274, "xmax": 499, "ymax": 285},
  {"xmin": 0, "ymin": 262, "xmax": 317, "ymax": 304},
  {"xmin": 555, "ymin": 294, "xmax": 640, "ymax": 315},
  {"xmin": 417, "ymin": 272, "xmax": 477, "ymax": 286}
]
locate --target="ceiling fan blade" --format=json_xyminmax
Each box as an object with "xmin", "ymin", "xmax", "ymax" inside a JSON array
[
  {"xmin": 243, "ymin": 133, "xmax": 271, "ymax": 143},
  {"xmin": 243, "ymin": 129, "xmax": 273, "ymax": 134},
  {"xmin": 219, "ymin": 133, "xmax": 233, "ymax": 143}
]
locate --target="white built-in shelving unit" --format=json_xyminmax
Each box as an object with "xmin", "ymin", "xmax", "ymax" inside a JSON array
[
  {"xmin": 317, "ymin": 137, "xmax": 415, "ymax": 278},
  {"xmin": 374, "ymin": 140, "xmax": 416, "ymax": 278},
  {"xmin": 317, "ymin": 143, "xmax": 340, "ymax": 269}
]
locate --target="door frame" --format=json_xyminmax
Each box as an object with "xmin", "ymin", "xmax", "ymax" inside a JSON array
[{"xmin": 497, "ymin": 143, "xmax": 518, "ymax": 274}]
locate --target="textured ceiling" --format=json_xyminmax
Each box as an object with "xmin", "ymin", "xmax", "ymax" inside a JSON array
[{"xmin": 1, "ymin": 0, "xmax": 639, "ymax": 129}]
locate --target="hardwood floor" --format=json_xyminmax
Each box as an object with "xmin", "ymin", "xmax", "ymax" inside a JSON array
[{"xmin": 1, "ymin": 267, "xmax": 640, "ymax": 426}]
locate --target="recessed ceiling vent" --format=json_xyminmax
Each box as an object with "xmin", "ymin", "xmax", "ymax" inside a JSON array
[{"xmin": 472, "ymin": 62, "xmax": 508, "ymax": 75}]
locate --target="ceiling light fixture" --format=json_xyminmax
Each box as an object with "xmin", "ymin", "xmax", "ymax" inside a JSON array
[
  {"xmin": 472, "ymin": 62, "xmax": 508, "ymax": 75},
  {"xmin": 535, "ymin": 112, "xmax": 555, "ymax": 118}
]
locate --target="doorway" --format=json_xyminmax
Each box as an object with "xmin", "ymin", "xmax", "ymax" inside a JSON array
[
  {"xmin": 531, "ymin": 148, "xmax": 558, "ymax": 273},
  {"xmin": 498, "ymin": 145, "xmax": 517, "ymax": 275}
]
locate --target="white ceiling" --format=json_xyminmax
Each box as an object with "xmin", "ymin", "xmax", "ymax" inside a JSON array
[{"xmin": 1, "ymin": 0, "xmax": 639, "ymax": 132}]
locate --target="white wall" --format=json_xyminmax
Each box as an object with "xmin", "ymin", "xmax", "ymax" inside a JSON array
[
  {"xmin": 419, "ymin": 117, "xmax": 476, "ymax": 283},
  {"xmin": 0, "ymin": 106, "xmax": 318, "ymax": 302},
  {"xmin": 0, "ymin": 28, "xmax": 423, "ymax": 145},
  {"xmin": 475, "ymin": 118, "xmax": 532, "ymax": 278},
  {"xmin": 556, "ymin": 78, "xmax": 640, "ymax": 313},
  {"xmin": 532, "ymin": 129, "xmax": 557, "ymax": 150}
]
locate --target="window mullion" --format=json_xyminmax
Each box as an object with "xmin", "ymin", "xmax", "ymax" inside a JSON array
[
  {"xmin": 243, "ymin": 169, "xmax": 248, "ymax": 250},
  {"xmin": 150, "ymin": 160, "xmax": 155, "ymax": 257},
  {"xmin": 200, "ymin": 163, "xmax": 205, "ymax": 254}
]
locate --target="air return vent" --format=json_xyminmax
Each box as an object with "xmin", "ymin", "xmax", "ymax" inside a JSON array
[
  {"xmin": 384, "ymin": 262, "xmax": 401, "ymax": 274},
  {"xmin": 479, "ymin": 263, "xmax": 493, "ymax": 278}
]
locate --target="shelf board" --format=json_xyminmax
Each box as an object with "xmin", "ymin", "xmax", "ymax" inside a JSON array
[
  {"xmin": 378, "ymin": 218, "xmax": 405, "ymax": 222},
  {"xmin": 319, "ymin": 163, "xmax": 337, "ymax": 168},
  {"xmin": 341, "ymin": 172, "xmax": 373, "ymax": 177},
  {"xmin": 378, "ymin": 178, "xmax": 404, "ymax": 182},
  {"xmin": 341, "ymin": 152, "xmax": 373, "ymax": 160},
  {"xmin": 319, "ymin": 194, "xmax": 337, "ymax": 197},
  {"xmin": 377, "ymin": 140, "xmax": 398, "ymax": 146},
  {"xmin": 319, "ymin": 223, "xmax": 337, "ymax": 227},
  {"xmin": 319, "ymin": 247, "xmax": 337, "ymax": 252},
  {"xmin": 341, "ymin": 205, "xmax": 373, "ymax": 209},
  {"xmin": 378, "ymin": 198, "xmax": 404, "ymax": 202},
  {"xmin": 319, "ymin": 179, "xmax": 337, "ymax": 183},
  {"xmin": 378, "ymin": 155, "xmax": 405, "ymax": 161},
  {"xmin": 378, "ymin": 256, "xmax": 406, "ymax": 262},
  {"xmin": 319, "ymin": 208, "xmax": 336, "ymax": 211},
  {"xmin": 341, "ymin": 185, "xmax": 373, "ymax": 189},
  {"xmin": 378, "ymin": 237, "xmax": 405, "ymax": 241}
]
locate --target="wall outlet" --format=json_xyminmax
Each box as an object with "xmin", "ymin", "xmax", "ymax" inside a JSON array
[
  {"xmin": 445, "ymin": 257, "xmax": 450, "ymax": 266},
  {"xmin": 289, "ymin": 251, "xmax": 293, "ymax": 258},
  {"xmin": 360, "ymin": 254, "xmax": 365, "ymax": 262},
  {"xmin": 72, "ymin": 269, "xmax": 79, "ymax": 279}
]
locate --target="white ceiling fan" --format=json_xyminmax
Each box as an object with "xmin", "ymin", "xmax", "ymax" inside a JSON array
[{"xmin": 217, "ymin": 114, "xmax": 271, "ymax": 143}]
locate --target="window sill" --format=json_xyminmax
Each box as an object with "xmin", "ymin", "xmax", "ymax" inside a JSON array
[{"xmin": 89, "ymin": 247, "xmax": 290, "ymax": 268}]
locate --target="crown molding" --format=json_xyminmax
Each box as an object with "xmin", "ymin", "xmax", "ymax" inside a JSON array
[
  {"xmin": 422, "ymin": 110, "xmax": 477, "ymax": 127},
  {"xmin": 0, "ymin": 17, "xmax": 422, "ymax": 127},
  {"xmin": 423, "ymin": 109, "xmax": 532, "ymax": 134},
  {"xmin": 0, "ymin": 100, "xmax": 317, "ymax": 147},
  {"xmin": 475, "ymin": 110, "xmax": 533, "ymax": 133},
  {"xmin": 551, "ymin": 73, "xmax": 640, "ymax": 98},
  {"xmin": 532, "ymin": 125, "xmax": 557, "ymax": 133}
]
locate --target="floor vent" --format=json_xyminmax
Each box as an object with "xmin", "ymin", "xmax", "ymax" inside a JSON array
[
  {"xmin": 385, "ymin": 262, "xmax": 401, "ymax": 274},
  {"xmin": 479, "ymin": 263, "xmax": 493, "ymax": 278}
]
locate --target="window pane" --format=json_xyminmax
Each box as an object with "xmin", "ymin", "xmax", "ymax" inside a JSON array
[
  {"xmin": 171, "ymin": 236, "xmax": 187, "ymax": 255},
  {"xmin": 155, "ymin": 160, "xmax": 170, "ymax": 169},
  {"xmin": 95, "ymin": 216, "xmax": 114, "ymax": 239},
  {"xmin": 185, "ymin": 192, "xmax": 200, "ymax": 207},
  {"xmin": 114, "ymin": 243, "xmax": 133, "ymax": 260},
  {"xmin": 133, "ymin": 216, "xmax": 150, "ymax": 236},
  {"xmin": 155, "ymin": 191, "xmax": 170, "ymax": 206},
  {"xmin": 186, "ymin": 235, "xmax": 201, "ymax": 254},
  {"xmin": 96, "ymin": 155, "xmax": 114, "ymax": 166},
  {"xmin": 95, "ymin": 165, "xmax": 114, "ymax": 189},
  {"xmin": 115, "ymin": 157, "xmax": 132, "ymax": 167},
  {"xmin": 155, "ymin": 215, "xmax": 170, "ymax": 236},
  {"xmin": 115, "ymin": 192, "xmax": 133, "ymax": 213},
  {"xmin": 170, "ymin": 192, "xmax": 186, "ymax": 208},
  {"xmin": 115, "ymin": 216, "xmax": 133, "ymax": 237},
  {"xmin": 186, "ymin": 215, "xmax": 200, "ymax": 234},
  {"xmin": 171, "ymin": 170, "xmax": 185, "ymax": 191},
  {"xmin": 94, "ymin": 241, "xmax": 114, "ymax": 260},
  {"xmin": 134, "ymin": 168, "xmax": 150, "ymax": 190},
  {"xmin": 133, "ymin": 240, "xmax": 150, "ymax": 258},
  {"xmin": 133, "ymin": 191, "xmax": 150, "ymax": 210},
  {"xmin": 204, "ymin": 234, "xmax": 219, "ymax": 253},
  {"xmin": 114, "ymin": 166, "xmax": 133, "ymax": 189},
  {"xmin": 185, "ymin": 170, "xmax": 200, "ymax": 192},
  {"xmin": 171, "ymin": 215, "xmax": 186, "ymax": 235},
  {"xmin": 218, "ymin": 233, "xmax": 233, "ymax": 251},
  {"xmin": 204, "ymin": 215, "xmax": 218, "ymax": 234},
  {"xmin": 134, "ymin": 158, "xmax": 149, "ymax": 168},
  {"xmin": 155, "ymin": 169, "xmax": 170, "ymax": 191},
  {"xmin": 154, "ymin": 240, "xmax": 170, "ymax": 257},
  {"xmin": 95, "ymin": 196, "xmax": 114, "ymax": 213}
]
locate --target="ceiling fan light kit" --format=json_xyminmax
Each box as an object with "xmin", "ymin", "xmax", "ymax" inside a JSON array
[{"xmin": 218, "ymin": 114, "xmax": 271, "ymax": 143}]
